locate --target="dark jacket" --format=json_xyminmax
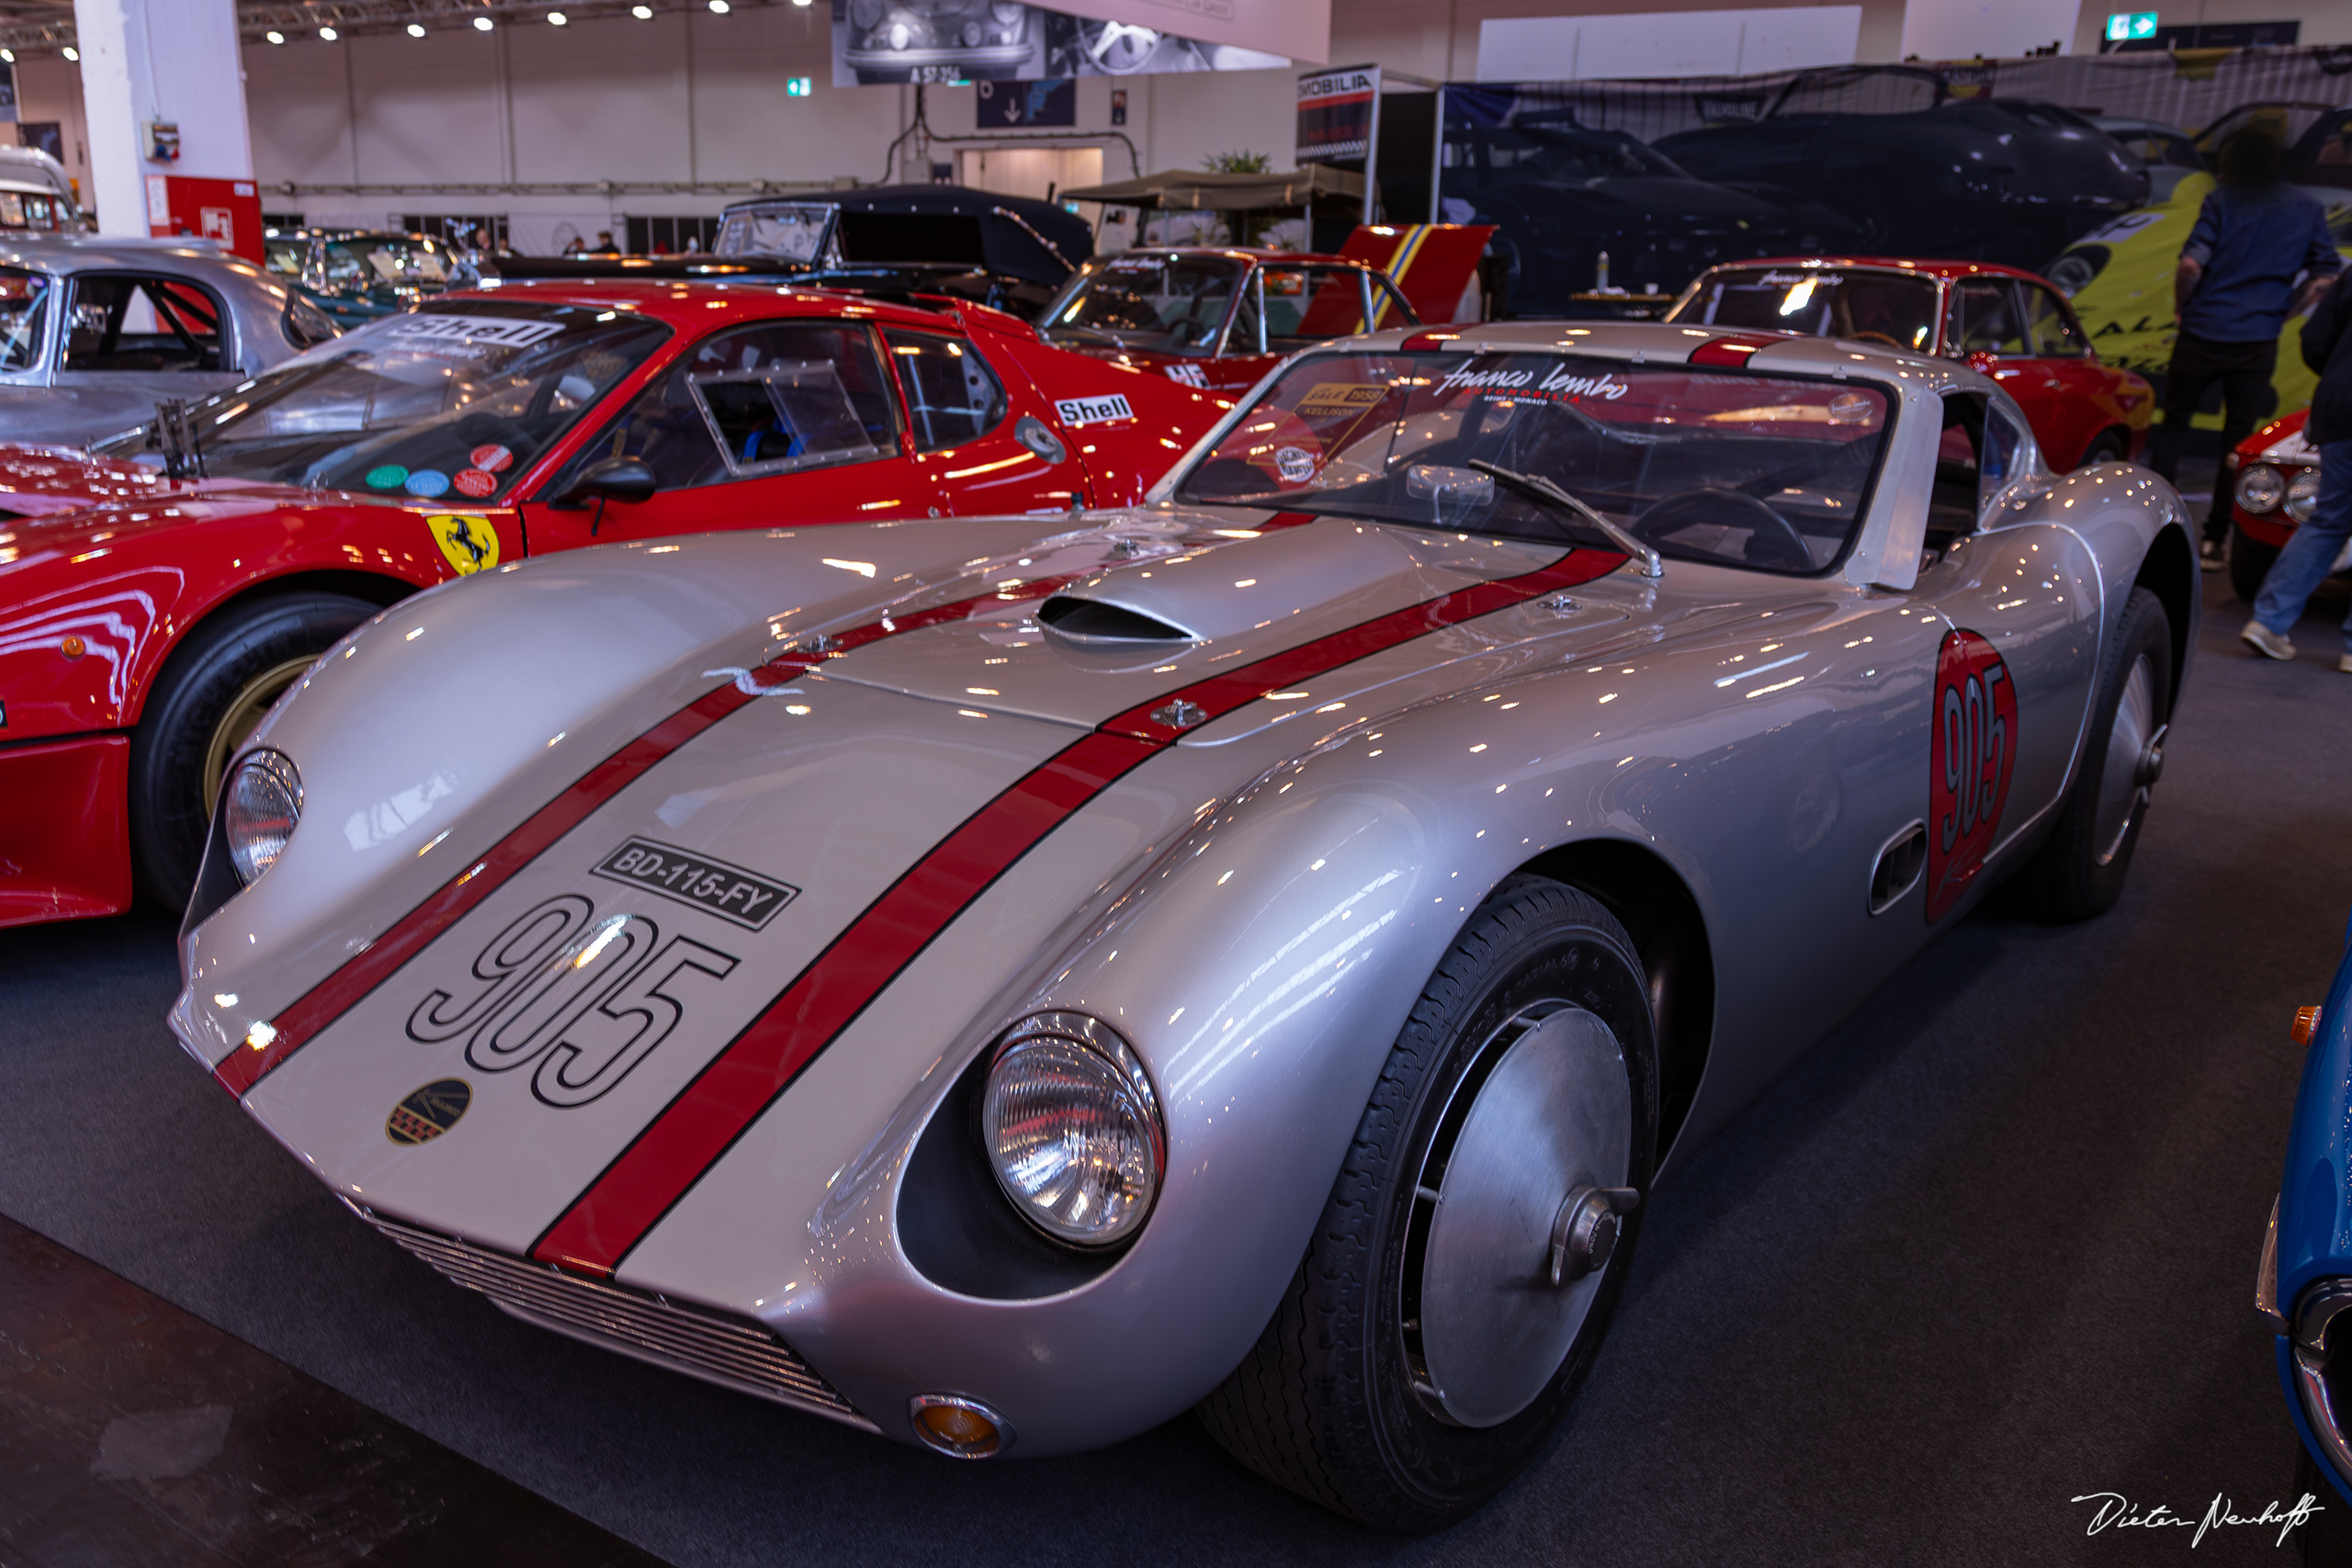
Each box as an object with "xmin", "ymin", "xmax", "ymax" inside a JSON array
[{"xmin": 2301, "ymin": 278, "xmax": 2352, "ymax": 446}]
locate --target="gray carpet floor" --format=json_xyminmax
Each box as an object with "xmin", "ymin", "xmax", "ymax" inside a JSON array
[{"xmin": 4, "ymin": 570, "xmax": 2347, "ymax": 1565}]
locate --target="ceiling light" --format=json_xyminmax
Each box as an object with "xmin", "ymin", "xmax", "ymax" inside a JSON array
[
  {"xmin": 548, "ymin": 8, "xmax": 568, "ymax": 21},
  {"xmin": 0, "ymin": 49, "xmax": 13, "ymax": 62},
  {"xmin": 708, "ymin": 0, "xmax": 729, "ymax": 11},
  {"xmin": 317, "ymin": 27, "xmax": 336, "ymax": 40},
  {"xmin": 472, "ymin": 15, "xmax": 493, "ymax": 28},
  {"xmin": 265, "ymin": 29, "xmax": 284, "ymax": 42},
  {"xmin": 632, "ymin": 4, "xmax": 653, "ymax": 15},
  {"xmin": 61, "ymin": 44, "xmax": 78, "ymax": 58},
  {"xmin": 406, "ymin": 22, "xmax": 425, "ymax": 35}
]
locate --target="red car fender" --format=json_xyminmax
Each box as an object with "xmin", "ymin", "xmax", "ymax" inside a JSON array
[
  {"xmin": 0, "ymin": 491, "xmax": 483, "ymax": 740},
  {"xmin": 2232, "ymin": 408, "xmax": 2314, "ymax": 548}
]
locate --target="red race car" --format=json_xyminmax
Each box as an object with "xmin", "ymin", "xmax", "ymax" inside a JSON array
[
  {"xmin": 1665, "ymin": 256, "xmax": 2154, "ymax": 470},
  {"xmin": 1034, "ymin": 227, "xmax": 1493, "ymax": 400},
  {"xmin": 0, "ymin": 281, "xmax": 1227, "ymax": 928},
  {"xmin": 2223, "ymin": 409, "xmax": 2350, "ymax": 603}
]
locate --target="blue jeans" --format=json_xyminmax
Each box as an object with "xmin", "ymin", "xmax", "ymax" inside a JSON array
[{"xmin": 2256, "ymin": 436, "xmax": 2352, "ymax": 653}]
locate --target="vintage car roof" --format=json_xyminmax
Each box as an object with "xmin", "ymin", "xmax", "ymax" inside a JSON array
[
  {"xmin": 1692, "ymin": 254, "xmax": 2064, "ymax": 286},
  {"xmin": 0, "ymin": 234, "xmax": 273, "ymax": 281},
  {"xmin": 467, "ymin": 276, "xmax": 1031, "ymax": 333}
]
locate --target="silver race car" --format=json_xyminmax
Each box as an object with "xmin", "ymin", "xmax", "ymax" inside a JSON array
[{"xmin": 171, "ymin": 321, "xmax": 2196, "ymax": 1530}]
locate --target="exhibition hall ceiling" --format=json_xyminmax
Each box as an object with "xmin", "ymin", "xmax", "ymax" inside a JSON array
[{"xmin": 0, "ymin": 0, "xmax": 801, "ymax": 50}]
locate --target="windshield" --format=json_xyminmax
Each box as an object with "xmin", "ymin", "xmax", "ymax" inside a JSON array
[
  {"xmin": 1041, "ymin": 253, "xmax": 1248, "ymax": 355},
  {"xmin": 91, "ymin": 301, "xmax": 670, "ymax": 499},
  {"xmin": 714, "ymin": 201, "xmax": 834, "ymax": 262},
  {"xmin": 321, "ymin": 235, "xmax": 448, "ymax": 293},
  {"xmin": 1468, "ymin": 121, "xmax": 1690, "ymax": 184},
  {"xmin": 1667, "ymin": 268, "xmax": 1940, "ymax": 354},
  {"xmin": 1172, "ymin": 350, "xmax": 1894, "ymax": 575}
]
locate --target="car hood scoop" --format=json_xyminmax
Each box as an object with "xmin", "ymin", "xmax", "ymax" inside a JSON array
[{"xmin": 815, "ymin": 519, "xmax": 1630, "ymax": 742}]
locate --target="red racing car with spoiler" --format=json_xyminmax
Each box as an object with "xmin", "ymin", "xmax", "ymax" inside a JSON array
[{"xmin": 0, "ymin": 281, "xmax": 1225, "ymax": 929}]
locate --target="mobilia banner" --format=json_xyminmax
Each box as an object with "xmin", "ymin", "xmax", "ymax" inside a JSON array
[{"xmin": 1297, "ymin": 65, "xmax": 1380, "ymax": 163}]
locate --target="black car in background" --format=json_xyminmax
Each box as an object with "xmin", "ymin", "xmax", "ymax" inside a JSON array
[
  {"xmin": 1653, "ymin": 66, "xmax": 2149, "ymax": 271},
  {"xmin": 1437, "ymin": 88, "xmax": 1865, "ymax": 317}
]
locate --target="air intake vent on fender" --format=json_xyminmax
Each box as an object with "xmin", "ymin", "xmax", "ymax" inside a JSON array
[{"xmin": 1037, "ymin": 594, "xmax": 1194, "ymax": 642}]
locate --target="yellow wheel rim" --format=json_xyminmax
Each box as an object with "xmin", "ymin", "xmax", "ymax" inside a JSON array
[{"xmin": 200, "ymin": 656, "xmax": 314, "ymax": 816}]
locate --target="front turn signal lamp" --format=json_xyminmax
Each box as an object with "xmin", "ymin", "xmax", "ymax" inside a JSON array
[
  {"xmin": 224, "ymin": 750, "xmax": 302, "ymax": 885},
  {"xmin": 909, "ymin": 1394, "xmax": 1012, "ymax": 1459},
  {"xmin": 980, "ymin": 1011, "xmax": 1163, "ymax": 1248}
]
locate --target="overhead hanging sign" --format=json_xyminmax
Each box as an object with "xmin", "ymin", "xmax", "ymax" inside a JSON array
[
  {"xmin": 831, "ymin": 0, "xmax": 1285, "ymax": 87},
  {"xmin": 1042, "ymin": 0, "xmax": 1328, "ymax": 62},
  {"xmin": 1297, "ymin": 64, "xmax": 1379, "ymax": 162}
]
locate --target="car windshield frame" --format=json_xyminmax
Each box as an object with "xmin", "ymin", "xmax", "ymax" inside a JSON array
[
  {"xmin": 1038, "ymin": 251, "xmax": 1252, "ymax": 358},
  {"xmin": 1666, "ymin": 266, "xmax": 1944, "ymax": 355},
  {"xmin": 1170, "ymin": 347, "xmax": 1901, "ymax": 578},
  {"xmin": 90, "ymin": 299, "xmax": 673, "ymax": 502}
]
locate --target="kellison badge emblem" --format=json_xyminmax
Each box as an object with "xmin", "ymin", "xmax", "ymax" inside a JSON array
[{"xmin": 386, "ymin": 1078, "xmax": 473, "ymax": 1145}]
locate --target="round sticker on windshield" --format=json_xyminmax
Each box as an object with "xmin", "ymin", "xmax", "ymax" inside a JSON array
[
  {"xmin": 1274, "ymin": 446, "xmax": 1318, "ymax": 484},
  {"xmin": 469, "ymin": 444, "xmax": 514, "ymax": 474},
  {"xmin": 1826, "ymin": 391, "xmax": 1874, "ymax": 425},
  {"xmin": 404, "ymin": 468, "xmax": 451, "ymax": 499},
  {"xmin": 365, "ymin": 464, "xmax": 409, "ymax": 491},
  {"xmin": 452, "ymin": 468, "xmax": 497, "ymax": 499}
]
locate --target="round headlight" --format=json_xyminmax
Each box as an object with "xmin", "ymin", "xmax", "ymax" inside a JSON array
[
  {"xmin": 980, "ymin": 1012, "xmax": 1162, "ymax": 1248},
  {"xmin": 2236, "ymin": 463, "xmax": 2286, "ymax": 514},
  {"xmin": 224, "ymin": 749, "xmax": 302, "ymax": 885},
  {"xmin": 2287, "ymin": 466, "xmax": 2321, "ymax": 523}
]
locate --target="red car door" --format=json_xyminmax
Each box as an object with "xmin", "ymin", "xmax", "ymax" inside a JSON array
[
  {"xmin": 886, "ymin": 325, "xmax": 1082, "ymax": 516},
  {"xmin": 522, "ymin": 317, "xmax": 936, "ymax": 550},
  {"xmin": 2015, "ymin": 277, "xmax": 2140, "ymax": 467},
  {"xmin": 1944, "ymin": 276, "xmax": 2110, "ymax": 470}
]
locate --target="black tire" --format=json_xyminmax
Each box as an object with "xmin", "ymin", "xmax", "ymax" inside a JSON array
[
  {"xmin": 2075, "ymin": 430, "xmax": 2127, "ymax": 469},
  {"xmin": 129, "ymin": 590, "xmax": 377, "ymax": 910},
  {"xmin": 2297, "ymin": 1445, "xmax": 2352, "ymax": 1566},
  {"xmin": 2233, "ymin": 521, "xmax": 2281, "ymax": 604},
  {"xmin": 2020, "ymin": 585, "xmax": 2171, "ymax": 923},
  {"xmin": 1196, "ymin": 878, "xmax": 1659, "ymax": 1532}
]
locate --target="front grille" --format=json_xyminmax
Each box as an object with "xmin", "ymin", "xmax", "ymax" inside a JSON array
[{"xmin": 366, "ymin": 1211, "xmax": 874, "ymax": 1431}]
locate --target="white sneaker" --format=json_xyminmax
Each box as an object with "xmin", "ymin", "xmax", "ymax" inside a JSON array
[{"xmin": 2242, "ymin": 619, "xmax": 2296, "ymax": 660}]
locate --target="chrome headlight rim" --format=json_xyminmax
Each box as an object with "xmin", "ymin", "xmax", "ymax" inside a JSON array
[
  {"xmin": 979, "ymin": 1010, "xmax": 1164, "ymax": 1251},
  {"xmin": 2236, "ymin": 462, "xmax": 2286, "ymax": 515},
  {"xmin": 2286, "ymin": 465, "xmax": 2322, "ymax": 524},
  {"xmin": 2294, "ymin": 1278, "xmax": 2352, "ymax": 1489},
  {"xmin": 223, "ymin": 748, "xmax": 302, "ymax": 886}
]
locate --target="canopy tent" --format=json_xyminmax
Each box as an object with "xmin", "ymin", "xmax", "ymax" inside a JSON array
[{"xmin": 1057, "ymin": 164, "xmax": 1364, "ymax": 212}]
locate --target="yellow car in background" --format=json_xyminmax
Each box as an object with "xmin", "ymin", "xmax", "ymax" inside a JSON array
[{"xmin": 2050, "ymin": 156, "xmax": 2352, "ymax": 428}]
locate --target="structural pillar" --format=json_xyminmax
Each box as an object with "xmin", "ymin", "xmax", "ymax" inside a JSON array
[{"xmin": 72, "ymin": 0, "xmax": 256, "ymax": 255}]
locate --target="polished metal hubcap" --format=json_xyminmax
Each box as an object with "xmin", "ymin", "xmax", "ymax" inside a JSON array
[
  {"xmin": 2092, "ymin": 654, "xmax": 2158, "ymax": 866},
  {"xmin": 1405, "ymin": 1001, "xmax": 1632, "ymax": 1428},
  {"xmin": 201, "ymin": 656, "xmax": 314, "ymax": 814}
]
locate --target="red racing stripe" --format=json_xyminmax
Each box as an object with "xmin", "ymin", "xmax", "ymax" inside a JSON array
[
  {"xmin": 530, "ymin": 545, "xmax": 1627, "ymax": 1277},
  {"xmin": 213, "ymin": 575, "xmax": 1082, "ymax": 1099}
]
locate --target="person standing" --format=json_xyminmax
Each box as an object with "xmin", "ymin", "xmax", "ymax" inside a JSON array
[
  {"xmin": 2145, "ymin": 130, "xmax": 2340, "ymax": 569},
  {"xmin": 2242, "ymin": 261, "xmax": 2352, "ymax": 671}
]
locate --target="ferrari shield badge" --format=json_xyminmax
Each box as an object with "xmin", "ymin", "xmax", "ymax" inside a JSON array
[
  {"xmin": 427, "ymin": 513, "xmax": 501, "ymax": 576},
  {"xmin": 1927, "ymin": 629, "xmax": 2018, "ymax": 921},
  {"xmin": 386, "ymin": 1078, "xmax": 472, "ymax": 1145}
]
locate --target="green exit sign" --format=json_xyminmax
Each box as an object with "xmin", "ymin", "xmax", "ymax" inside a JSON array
[
  {"xmin": 786, "ymin": 75, "xmax": 812, "ymax": 96},
  {"xmin": 2106, "ymin": 11, "xmax": 2158, "ymax": 40}
]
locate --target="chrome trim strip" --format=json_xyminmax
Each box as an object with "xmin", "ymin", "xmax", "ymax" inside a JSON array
[{"xmin": 2259, "ymin": 1196, "xmax": 2285, "ymax": 1335}]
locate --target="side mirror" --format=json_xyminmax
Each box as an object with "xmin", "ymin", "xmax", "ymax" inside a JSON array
[{"xmin": 552, "ymin": 454, "xmax": 658, "ymax": 510}]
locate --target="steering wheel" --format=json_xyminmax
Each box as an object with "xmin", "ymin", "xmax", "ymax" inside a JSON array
[
  {"xmin": 1634, "ymin": 487, "xmax": 1815, "ymax": 571},
  {"xmin": 1852, "ymin": 331, "xmax": 1904, "ymax": 349}
]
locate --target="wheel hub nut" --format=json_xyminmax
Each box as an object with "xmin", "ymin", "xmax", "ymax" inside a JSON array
[
  {"xmin": 1548, "ymin": 1185, "xmax": 1640, "ymax": 1286},
  {"xmin": 2136, "ymin": 724, "xmax": 2167, "ymax": 789}
]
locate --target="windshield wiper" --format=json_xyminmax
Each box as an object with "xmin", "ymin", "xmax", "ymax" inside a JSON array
[{"xmin": 1467, "ymin": 458, "xmax": 1663, "ymax": 579}]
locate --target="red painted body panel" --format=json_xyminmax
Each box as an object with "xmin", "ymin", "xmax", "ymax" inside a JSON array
[
  {"xmin": 1682, "ymin": 255, "xmax": 2156, "ymax": 470},
  {"xmin": 0, "ymin": 735, "xmax": 131, "ymax": 925},
  {"xmin": 2232, "ymin": 409, "xmax": 2312, "ymax": 548},
  {"xmin": 0, "ymin": 282, "xmax": 1229, "ymax": 929}
]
